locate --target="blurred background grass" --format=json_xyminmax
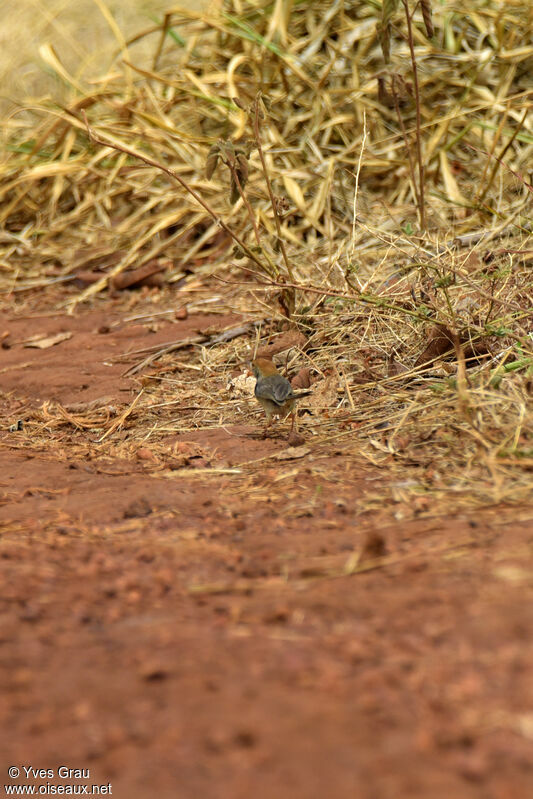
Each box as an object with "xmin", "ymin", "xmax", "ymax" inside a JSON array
[{"xmin": 0, "ymin": 0, "xmax": 215, "ymax": 115}]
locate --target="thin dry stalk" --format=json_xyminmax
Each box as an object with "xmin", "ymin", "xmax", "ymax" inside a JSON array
[
  {"xmin": 252, "ymin": 94, "xmax": 294, "ymax": 283},
  {"xmin": 80, "ymin": 111, "xmax": 270, "ymax": 304},
  {"xmin": 402, "ymin": 0, "xmax": 426, "ymax": 231}
]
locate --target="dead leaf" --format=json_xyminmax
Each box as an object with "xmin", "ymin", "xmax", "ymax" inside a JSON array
[
  {"xmin": 123, "ymin": 497, "xmax": 152, "ymax": 519},
  {"xmin": 414, "ymin": 324, "xmax": 455, "ymax": 366},
  {"xmin": 255, "ymin": 330, "xmax": 307, "ymax": 359},
  {"xmin": 24, "ymin": 332, "xmax": 72, "ymax": 349},
  {"xmin": 292, "ymin": 367, "xmax": 311, "ymax": 389},
  {"xmin": 287, "ymin": 431, "xmax": 306, "ymax": 447},
  {"xmin": 74, "ymin": 270, "xmax": 105, "ymax": 286},
  {"xmin": 136, "ymin": 448, "xmax": 158, "ymax": 462},
  {"xmin": 360, "ymin": 531, "xmax": 388, "ymax": 562},
  {"xmin": 112, "ymin": 260, "xmax": 167, "ymax": 291},
  {"xmin": 274, "ymin": 445, "xmax": 311, "ymax": 461},
  {"xmin": 387, "ymin": 355, "xmax": 408, "ymax": 377}
]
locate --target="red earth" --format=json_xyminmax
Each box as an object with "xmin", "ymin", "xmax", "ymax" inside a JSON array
[{"xmin": 1, "ymin": 295, "xmax": 532, "ymax": 799}]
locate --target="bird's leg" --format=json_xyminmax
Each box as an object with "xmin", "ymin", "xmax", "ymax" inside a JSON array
[
  {"xmin": 290, "ymin": 412, "xmax": 296, "ymax": 432},
  {"xmin": 262, "ymin": 415, "xmax": 272, "ymax": 438}
]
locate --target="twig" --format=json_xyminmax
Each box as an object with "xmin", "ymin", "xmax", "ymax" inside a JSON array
[
  {"xmin": 122, "ymin": 323, "xmax": 259, "ymax": 376},
  {"xmin": 227, "ymin": 161, "xmax": 261, "ymax": 246},
  {"xmin": 220, "ymin": 266, "xmax": 429, "ymax": 322},
  {"xmin": 402, "ymin": 0, "xmax": 426, "ymax": 231},
  {"xmin": 252, "ymin": 94, "xmax": 294, "ymax": 281},
  {"xmin": 81, "ymin": 111, "xmax": 271, "ymax": 289},
  {"xmin": 98, "ymin": 388, "xmax": 144, "ymax": 442},
  {"xmin": 349, "ymin": 109, "xmax": 367, "ymax": 263},
  {"xmin": 391, "ymin": 75, "xmax": 421, "ymax": 222},
  {"xmin": 467, "ymin": 137, "xmax": 533, "ymax": 197},
  {"xmin": 476, "ymin": 107, "xmax": 528, "ymax": 206},
  {"xmin": 450, "ymin": 329, "xmax": 470, "ymax": 419}
]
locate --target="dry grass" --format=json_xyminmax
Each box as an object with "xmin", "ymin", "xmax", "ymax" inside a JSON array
[
  {"xmin": 1, "ymin": 0, "xmax": 532, "ymax": 513},
  {"xmin": 0, "ymin": 0, "xmax": 216, "ymax": 113}
]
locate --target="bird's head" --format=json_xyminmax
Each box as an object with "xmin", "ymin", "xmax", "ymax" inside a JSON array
[{"xmin": 251, "ymin": 357, "xmax": 279, "ymax": 378}]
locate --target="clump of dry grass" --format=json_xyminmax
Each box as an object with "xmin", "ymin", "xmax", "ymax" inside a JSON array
[{"xmin": 0, "ymin": 0, "xmax": 531, "ymax": 511}]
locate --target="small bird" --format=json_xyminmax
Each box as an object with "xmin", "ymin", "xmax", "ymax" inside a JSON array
[{"xmin": 251, "ymin": 357, "xmax": 311, "ymax": 435}]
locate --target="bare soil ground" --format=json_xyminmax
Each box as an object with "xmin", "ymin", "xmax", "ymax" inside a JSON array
[{"xmin": 1, "ymin": 290, "xmax": 532, "ymax": 799}]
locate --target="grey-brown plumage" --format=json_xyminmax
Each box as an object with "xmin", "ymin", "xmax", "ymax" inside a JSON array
[{"xmin": 251, "ymin": 357, "xmax": 311, "ymax": 433}]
